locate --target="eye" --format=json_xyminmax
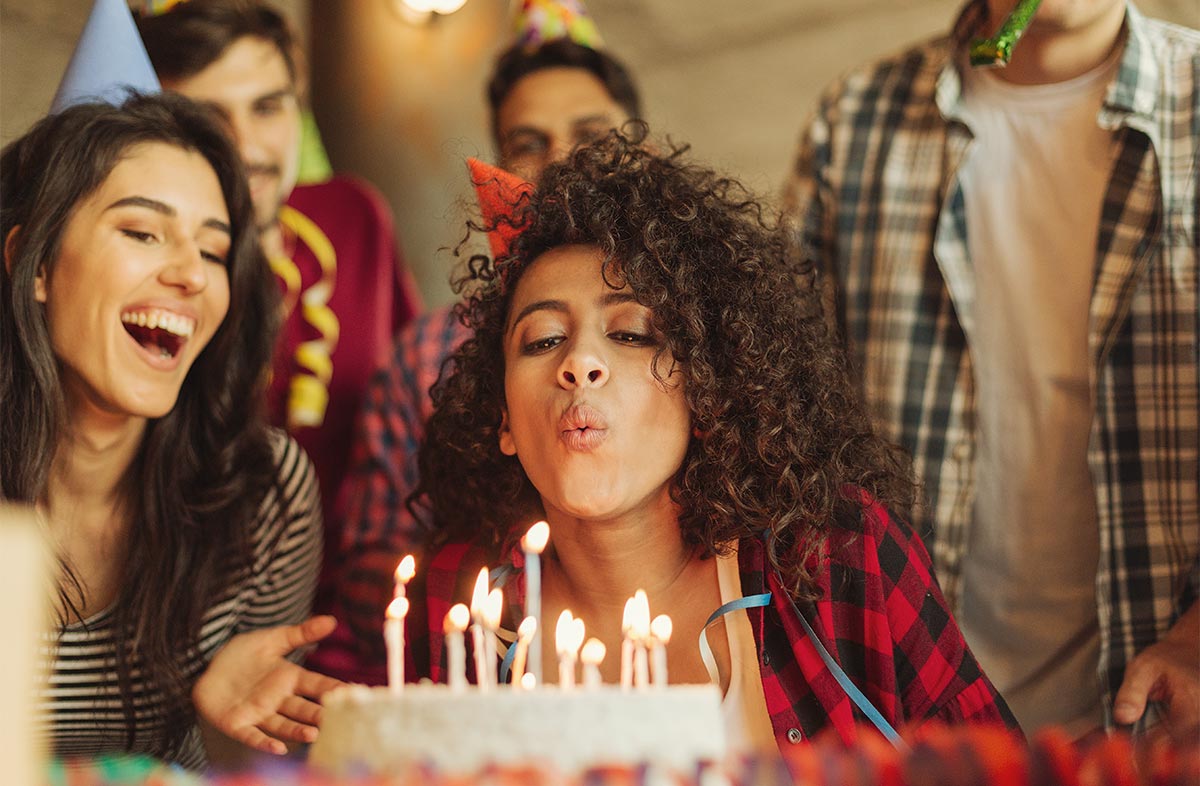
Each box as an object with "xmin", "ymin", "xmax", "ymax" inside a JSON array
[
  {"xmin": 200, "ymin": 249, "xmax": 228, "ymax": 266},
  {"xmin": 253, "ymin": 97, "xmax": 286, "ymax": 117},
  {"xmin": 505, "ymin": 135, "xmax": 548, "ymax": 159},
  {"xmin": 522, "ymin": 335, "xmax": 564, "ymax": 355},
  {"xmin": 120, "ymin": 228, "xmax": 157, "ymax": 244},
  {"xmin": 609, "ymin": 331, "xmax": 654, "ymax": 347}
]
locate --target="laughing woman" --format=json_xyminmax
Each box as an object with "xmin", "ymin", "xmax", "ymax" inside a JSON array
[
  {"xmin": 411, "ymin": 130, "xmax": 1020, "ymax": 751},
  {"xmin": 1, "ymin": 94, "xmax": 340, "ymax": 768}
]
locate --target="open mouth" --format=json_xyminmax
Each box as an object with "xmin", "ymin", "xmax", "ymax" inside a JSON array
[{"xmin": 120, "ymin": 309, "xmax": 194, "ymax": 360}]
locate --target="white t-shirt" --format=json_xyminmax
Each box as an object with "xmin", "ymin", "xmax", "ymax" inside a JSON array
[{"xmin": 955, "ymin": 49, "xmax": 1120, "ymax": 736}]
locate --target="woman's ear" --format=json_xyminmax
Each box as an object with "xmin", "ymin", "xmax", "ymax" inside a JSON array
[
  {"xmin": 3, "ymin": 226, "xmax": 44, "ymax": 301},
  {"xmin": 499, "ymin": 408, "xmax": 517, "ymax": 456}
]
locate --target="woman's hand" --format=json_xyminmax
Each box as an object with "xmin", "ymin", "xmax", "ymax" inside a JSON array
[{"xmin": 193, "ymin": 615, "xmax": 346, "ymax": 755}]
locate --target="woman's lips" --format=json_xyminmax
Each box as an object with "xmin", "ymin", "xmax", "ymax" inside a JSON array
[{"xmin": 559, "ymin": 404, "xmax": 609, "ymax": 452}]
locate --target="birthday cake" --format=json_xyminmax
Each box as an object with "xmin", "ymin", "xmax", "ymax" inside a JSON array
[{"xmin": 308, "ymin": 683, "xmax": 726, "ymax": 775}]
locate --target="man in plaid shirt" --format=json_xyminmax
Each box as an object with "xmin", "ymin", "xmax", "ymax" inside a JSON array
[
  {"xmin": 785, "ymin": 0, "xmax": 1197, "ymax": 737},
  {"xmin": 333, "ymin": 38, "xmax": 643, "ymax": 680}
]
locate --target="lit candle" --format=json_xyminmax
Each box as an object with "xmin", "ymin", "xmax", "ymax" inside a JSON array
[
  {"xmin": 443, "ymin": 603, "xmax": 470, "ymax": 691},
  {"xmin": 511, "ymin": 616, "xmax": 537, "ymax": 688},
  {"xmin": 650, "ymin": 614, "xmax": 673, "ymax": 688},
  {"xmin": 520, "ymin": 672, "xmax": 537, "ymax": 690},
  {"xmin": 620, "ymin": 596, "xmax": 635, "ymax": 691},
  {"xmin": 385, "ymin": 596, "xmax": 409, "ymax": 694},
  {"xmin": 469, "ymin": 567, "xmax": 490, "ymax": 691},
  {"xmin": 555, "ymin": 610, "xmax": 584, "ymax": 690},
  {"xmin": 393, "ymin": 554, "xmax": 416, "ymax": 600},
  {"xmin": 521, "ymin": 521, "xmax": 550, "ymax": 683},
  {"xmin": 632, "ymin": 589, "xmax": 651, "ymax": 689},
  {"xmin": 581, "ymin": 638, "xmax": 606, "ymax": 689},
  {"xmin": 482, "ymin": 587, "xmax": 503, "ymax": 689}
]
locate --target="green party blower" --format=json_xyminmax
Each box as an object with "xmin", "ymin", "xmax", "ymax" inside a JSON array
[{"xmin": 969, "ymin": 0, "xmax": 1043, "ymax": 67}]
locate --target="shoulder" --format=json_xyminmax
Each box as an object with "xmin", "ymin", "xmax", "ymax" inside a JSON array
[
  {"xmin": 1133, "ymin": 7, "xmax": 1200, "ymax": 55},
  {"xmin": 827, "ymin": 487, "xmax": 931, "ymax": 584},
  {"xmin": 285, "ymin": 175, "xmax": 395, "ymax": 239},
  {"xmin": 249, "ymin": 430, "xmax": 322, "ymax": 558},
  {"xmin": 288, "ymin": 174, "xmax": 389, "ymax": 214},
  {"xmin": 815, "ymin": 34, "xmax": 952, "ymax": 122}
]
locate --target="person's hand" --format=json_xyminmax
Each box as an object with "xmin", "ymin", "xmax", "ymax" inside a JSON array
[
  {"xmin": 1113, "ymin": 604, "xmax": 1199, "ymax": 742},
  {"xmin": 193, "ymin": 615, "xmax": 346, "ymax": 755}
]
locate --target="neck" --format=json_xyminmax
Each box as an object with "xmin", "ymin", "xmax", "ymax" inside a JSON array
[
  {"xmin": 543, "ymin": 502, "xmax": 696, "ymax": 621},
  {"xmin": 987, "ymin": 3, "xmax": 1125, "ymax": 85},
  {"xmin": 260, "ymin": 219, "xmax": 286, "ymax": 260},
  {"xmin": 46, "ymin": 403, "xmax": 145, "ymax": 535}
]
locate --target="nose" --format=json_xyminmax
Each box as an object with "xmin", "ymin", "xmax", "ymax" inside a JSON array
[
  {"xmin": 558, "ymin": 339, "xmax": 609, "ymax": 390},
  {"xmin": 159, "ymin": 240, "xmax": 210, "ymax": 294}
]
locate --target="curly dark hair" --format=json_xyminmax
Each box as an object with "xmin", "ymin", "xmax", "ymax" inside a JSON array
[{"xmin": 417, "ymin": 126, "xmax": 915, "ymax": 599}]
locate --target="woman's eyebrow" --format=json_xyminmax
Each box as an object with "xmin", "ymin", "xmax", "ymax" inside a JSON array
[
  {"xmin": 106, "ymin": 196, "xmax": 230, "ymax": 235},
  {"xmin": 508, "ymin": 299, "xmax": 567, "ymax": 336}
]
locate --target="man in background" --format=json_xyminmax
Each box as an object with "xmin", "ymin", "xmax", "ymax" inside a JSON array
[
  {"xmin": 137, "ymin": 0, "xmax": 422, "ymax": 681},
  {"xmin": 785, "ymin": 0, "xmax": 1197, "ymax": 739}
]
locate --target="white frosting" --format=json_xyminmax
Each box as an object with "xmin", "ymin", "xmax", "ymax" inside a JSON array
[{"xmin": 309, "ymin": 683, "xmax": 726, "ymax": 775}]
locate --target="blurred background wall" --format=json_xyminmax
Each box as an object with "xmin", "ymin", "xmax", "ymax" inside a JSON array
[{"xmin": 2, "ymin": 0, "xmax": 1196, "ymax": 307}]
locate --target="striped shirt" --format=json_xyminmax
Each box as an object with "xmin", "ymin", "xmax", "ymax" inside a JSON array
[
  {"xmin": 37, "ymin": 430, "xmax": 322, "ymax": 769},
  {"xmin": 784, "ymin": 0, "xmax": 1198, "ymax": 727}
]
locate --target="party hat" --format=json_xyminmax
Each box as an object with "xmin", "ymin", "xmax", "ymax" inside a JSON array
[
  {"xmin": 467, "ymin": 158, "xmax": 534, "ymax": 260},
  {"xmin": 50, "ymin": 0, "xmax": 160, "ymax": 113},
  {"xmin": 513, "ymin": 0, "xmax": 603, "ymax": 52}
]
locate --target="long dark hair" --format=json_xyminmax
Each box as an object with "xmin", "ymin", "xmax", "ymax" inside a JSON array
[
  {"xmin": 417, "ymin": 128, "xmax": 916, "ymax": 600},
  {"xmin": 0, "ymin": 92, "xmax": 280, "ymax": 756}
]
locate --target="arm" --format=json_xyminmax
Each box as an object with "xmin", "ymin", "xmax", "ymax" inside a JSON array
[
  {"xmin": 194, "ymin": 434, "xmax": 344, "ymax": 754},
  {"xmin": 869, "ymin": 501, "xmax": 1020, "ymax": 730},
  {"xmin": 781, "ymin": 93, "xmax": 843, "ymax": 342}
]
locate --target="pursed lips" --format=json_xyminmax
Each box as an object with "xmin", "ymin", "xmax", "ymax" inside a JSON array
[{"xmin": 558, "ymin": 403, "xmax": 609, "ymax": 451}]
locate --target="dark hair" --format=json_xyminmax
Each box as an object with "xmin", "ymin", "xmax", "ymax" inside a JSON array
[
  {"xmin": 0, "ymin": 92, "xmax": 280, "ymax": 756},
  {"xmin": 486, "ymin": 39, "xmax": 642, "ymax": 148},
  {"xmin": 136, "ymin": 0, "xmax": 297, "ymax": 85},
  {"xmin": 417, "ymin": 127, "xmax": 916, "ymax": 600}
]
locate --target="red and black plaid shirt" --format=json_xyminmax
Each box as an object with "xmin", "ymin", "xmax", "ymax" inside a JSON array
[{"xmin": 403, "ymin": 494, "xmax": 1019, "ymax": 750}]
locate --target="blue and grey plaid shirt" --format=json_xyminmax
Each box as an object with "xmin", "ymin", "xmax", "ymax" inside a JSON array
[{"xmin": 784, "ymin": 0, "xmax": 1198, "ymax": 727}]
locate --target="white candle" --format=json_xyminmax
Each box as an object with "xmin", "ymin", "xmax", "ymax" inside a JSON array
[
  {"xmin": 469, "ymin": 567, "xmax": 490, "ymax": 691},
  {"xmin": 385, "ymin": 596, "xmax": 409, "ymax": 694},
  {"xmin": 443, "ymin": 603, "xmax": 470, "ymax": 691},
  {"xmin": 521, "ymin": 521, "xmax": 549, "ymax": 683},
  {"xmin": 650, "ymin": 614, "xmax": 673, "ymax": 688},
  {"xmin": 511, "ymin": 616, "xmax": 537, "ymax": 688},
  {"xmin": 482, "ymin": 587, "xmax": 503, "ymax": 689},
  {"xmin": 581, "ymin": 638, "xmax": 606, "ymax": 689},
  {"xmin": 620, "ymin": 597, "xmax": 635, "ymax": 691},
  {"xmin": 393, "ymin": 554, "xmax": 416, "ymax": 600},
  {"xmin": 632, "ymin": 589, "xmax": 651, "ymax": 689},
  {"xmin": 555, "ymin": 610, "xmax": 584, "ymax": 690}
]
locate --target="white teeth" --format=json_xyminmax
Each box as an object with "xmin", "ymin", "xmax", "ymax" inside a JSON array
[{"xmin": 120, "ymin": 309, "xmax": 195, "ymax": 338}]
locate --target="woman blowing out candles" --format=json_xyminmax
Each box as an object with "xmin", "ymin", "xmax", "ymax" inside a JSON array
[
  {"xmin": 0, "ymin": 93, "xmax": 342, "ymax": 768},
  {"xmin": 407, "ymin": 128, "xmax": 1020, "ymax": 752}
]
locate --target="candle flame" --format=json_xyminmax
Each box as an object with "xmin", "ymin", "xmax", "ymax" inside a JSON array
[
  {"xmin": 470, "ymin": 567, "xmax": 489, "ymax": 620},
  {"xmin": 517, "ymin": 615, "xmax": 537, "ymax": 640},
  {"xmin": 444, "ymin": 603, "xmax": 470, "ymax": 634},
  {"xmin": 555, "ymin": 609, "xmax": 574, "ymax": 655},
  {"xmin": 580, "ymin": 637, "xmax": 607, "ymax": 666},
  {"xmin": 570, "ymin": 617, "xmax": 586, "ymax": 652},
  {"xmin": 631, "ymin": 589, "xmax": 651, "ymax": 639},
  {"xmin": 650, "ymin": 614, "xmax": 673, "ymax": 644},
  {"xmin": 483, "ymin": 587, "xmax": 503, "ymax": 629},
  {"xmin": 521, "ymin": 520, "xmax": 550, "ymax": 554},
  {"xmin": 520, "ymin": 672, "xmax": 537, "ymax": 690},
  {"xmin": 394, "ymin": 554, "xmax": 416, "ymax": 584},
  {"xmin": 386, "ymin": 596, "xmax": 410, "ymax": 620}
]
